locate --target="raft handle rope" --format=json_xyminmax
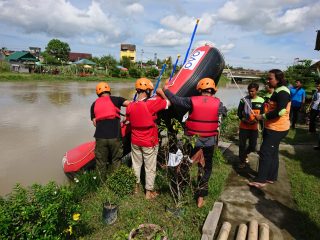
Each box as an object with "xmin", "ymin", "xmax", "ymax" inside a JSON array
[
  {"xmin": 64, "ymin": 146, "xmax": 95, "ymax": 166},
  {"xmin": 223, "ymin": 59, "xmax": 263, "ymax": 132}
]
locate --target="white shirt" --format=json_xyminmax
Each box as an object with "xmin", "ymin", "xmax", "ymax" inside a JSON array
[{"xmin": 311, "ymin": 92, "xmax": 320, "ymax": 110}]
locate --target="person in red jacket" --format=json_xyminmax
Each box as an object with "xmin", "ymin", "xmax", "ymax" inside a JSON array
[
  {"xmin": 158, "ymin": 78, "xmax": 226, "ymax": 208},
  {"xmin": 91, "ymin": 82, "xmax": 130, "ymax": 180},
  {"xmin": 126, "ymin": 78, "xmax": 170, "ymax": 200}
]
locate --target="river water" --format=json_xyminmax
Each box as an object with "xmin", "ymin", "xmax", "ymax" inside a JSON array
[{"xmin": 0, "ymin": 81, "xmax": 247, "ymax": 196}]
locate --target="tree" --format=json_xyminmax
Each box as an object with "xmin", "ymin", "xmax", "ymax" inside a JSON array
[
  {"xmin": 285, "ymin": 60, "xmax": 319, "ymax": 88},
  {"xmin": 45, "ymin": 39, "xmax": 71, "ymax": 62},
  {"xmin": 120, "ymin": 56, "xmax": 132, "ymax": 69},
  {"xmin": 100, "ymin": 55, "xmax": 118, "ymax": 70},
  {"xmin": 146, "ymin": 60, "xmax": 155, "ymax": 66}
]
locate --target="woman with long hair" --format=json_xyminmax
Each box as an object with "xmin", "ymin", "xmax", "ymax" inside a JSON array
[{"xmin": 248, "ymin": 69, "xmax": 291, "ymax": 188}]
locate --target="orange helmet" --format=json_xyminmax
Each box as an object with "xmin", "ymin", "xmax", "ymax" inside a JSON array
[
  {"xmin": 96, "ymin": 82, "xmax": 111, "ymax": 95},
  {"xmin": 135, "ymin": 78, "xmax": 153, "ymax": 91},
  {"xmin": 196, "ymin": 78, "xmax": 217, "ymax": 92}
]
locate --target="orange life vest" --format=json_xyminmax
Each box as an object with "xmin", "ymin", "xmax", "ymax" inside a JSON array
[
  {"xmin": 94, "ymin": 96, "xmax": 120, "ymax": 121},
  {"xmin": 265, "ymin": 86, "xmax": 291, "ymax": 131},
  {"xmin": 239, "ymin": 96, "xmax": 264, "ymax": 130},
  {"xmin": 185, "ymin": 96, "xmax": 220, "ymax": 137}
]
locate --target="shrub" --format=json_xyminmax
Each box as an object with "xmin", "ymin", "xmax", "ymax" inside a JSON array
[
  {"xmin": 110, "ymin": 68, "xmax": 120, "ymax": 77},
  {"xmin": 119, "ymin": 70, "xmax": 129, "ymax": 78},
  {"xmin": 0, "ymin": 183, "xmax": 89, "ymax": 239},
  {"xmin": 106, "ymin": 166, "xmax": 136, "ymax": 198},
  {"xmin": 129, "ymin": 67, "xmax": 141, "ymax": 78},
  {"xmin": 220, "ymin": 108, "xmax": 239, "ymax": 141},
  {"xmin": 71, "ymin": 171, "xmax": 101, "ymax": 201},
  {"xmin": 0, "ymin": 61, "xmax": 10, "ymax": 72},
  {"xmin": 145, "ymin": 67, "xmax": 159, "ymax": 78}
]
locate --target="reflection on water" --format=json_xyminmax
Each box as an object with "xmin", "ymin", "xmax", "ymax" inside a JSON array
[
  {"xmin": 47, "ymin": 91, "xmax": 72, "ymax": 106},
  {"xmin": 0, "ymin": 80, "xmax": 247, "ymax": 196}
]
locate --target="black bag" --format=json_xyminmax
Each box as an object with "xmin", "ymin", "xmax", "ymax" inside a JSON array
[{"xmin": 315, "ymin": 30, "xmax": 320, "ymax": 51}]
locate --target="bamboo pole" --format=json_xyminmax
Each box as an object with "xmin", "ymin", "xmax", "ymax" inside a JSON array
[
  {"xmin": 236, "ymin": 223, "xmax": 248, "ymax": 240},
  {"xmin": 259, "ymin": 223, "xmax": 269, "ymax": 240},
  {"xmin": 248, "ymin": 220, "xmax": 258, "ymax": 240},
  {"xmin": 217, "ymin": 222, "xmax": 231, "ymax": 240}
]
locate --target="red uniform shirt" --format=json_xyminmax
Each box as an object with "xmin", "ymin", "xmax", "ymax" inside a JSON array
[{"xmin": 126, "ymin": 97, "xmax": 168, "ymax": 147}]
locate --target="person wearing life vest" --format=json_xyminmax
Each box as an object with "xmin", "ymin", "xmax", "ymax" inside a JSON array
[
  {"xmin": 248, "ymin": 69, "xmax": 291, "ymax": 188},
  {"xmin": 263, "ymin": 83, "xmax": 274, "ymax": 113},
  {"xmin": 91, "ymin": 82, "xmax": 130, "ymax": 180},
  {"xmin": 126, "ymin": 78, "xmax": 170, "ymax": 200},
  {"xmin": 237, "ymin": 82, "xmax": 264, "ymax": 168},
  {"xmin": 159, "ymin": 78, "xmax": 227, "ymax": 208}
]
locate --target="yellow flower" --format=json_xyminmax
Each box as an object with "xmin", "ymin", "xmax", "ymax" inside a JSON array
[
  {"xmin": 64, "ymin": 226, "xmax": 73, "ymax": 235},
  {"xmin": 73, "ymin": 213, "xmax": 80, "ymax": 221}
]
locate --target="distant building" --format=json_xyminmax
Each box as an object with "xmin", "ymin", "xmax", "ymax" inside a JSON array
[
  {"xmin": 69, "ymin": 52, "xmax": 92, "ymax": 62},
  {"xmin": 6, "ymin": 51, "xmax": 38, "ymax": 73},
  {"xmin": 29, "ymin": 47, "xmax": 41, "ymax": 58},
  {"xmin": 120, "ymin": 44, "xmax": 136, "ymax": 62}
]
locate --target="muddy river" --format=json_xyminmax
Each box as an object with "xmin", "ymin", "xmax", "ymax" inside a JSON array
[{"xmin": 0, "ymin": 81, "xmax": 248, "ymax": 195}]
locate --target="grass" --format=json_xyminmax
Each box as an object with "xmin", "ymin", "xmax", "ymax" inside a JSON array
[
  {"xmin": 282, "ymin": 146, "xmax": 320, "ymax": 239},
  {"xmin": 80, "ymin": 152, "xmax": 231, "ymax": 239},
  {"xmin": 283, "ymin": 126, "xmax": 318, "ymax": 145},
  {"xmin": 0, "ymin": 72, "xmax": 136, "ymax": 82}
]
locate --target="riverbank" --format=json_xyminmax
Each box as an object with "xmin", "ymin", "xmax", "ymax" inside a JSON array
[
  {"xmin": 0, "ymin": 72, "xmax": 137, "ymax": 82},
  {"xmin": 0, "ymin": 72, "xmax": 231, "ymax": 84}
]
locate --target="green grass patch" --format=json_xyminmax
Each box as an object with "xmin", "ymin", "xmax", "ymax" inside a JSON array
[
  {"xmin": 0, "ymin": 72, "xmax": 136, "ymax": 82},
  {"xmin": 282, "ymin": 147, "xmax": 320, "ymax": 239},
  {"xmin": 81, "ymin": 152, "xmax": 231, "ymax": 239},
  {"xmin": 283, "ymin": 127, "xmax": 317, "ymax": 145}
]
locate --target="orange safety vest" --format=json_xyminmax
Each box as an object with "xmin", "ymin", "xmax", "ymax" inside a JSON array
[
  {"xmin": 239, "ymin": 96, "xmax": 264, "ymax": 130},
  {"xmin": 265, "ymin": 86, "xmax": 291, "ymax": 131},
  {"xmin": 94, "ymin": 96, "xmax": 120, "ymax": 121},
  {"xmin": 185, "ymin": 96, "xmax": 220, "ymax": 137}
]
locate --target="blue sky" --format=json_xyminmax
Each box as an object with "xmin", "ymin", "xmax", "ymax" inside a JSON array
[{"xmin": 0, "ymin": 0, "xmax": 319, "ymax": 70}]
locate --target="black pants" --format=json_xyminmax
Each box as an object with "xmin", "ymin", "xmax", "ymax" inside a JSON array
[
  {"xmin": 290, "ymin": 106, "xmax": 301, "ymax": 128},
  {"xmin": 191, "ymin": 146, "xmax": 214, "ymax": 198},
  {"xmin": 309, "ymin": 109, "xmax": 319, "ymax": 133},
  {"xmin": 239, "ymin": 128, "xmax": 258, "ymax": 163},
  {"xmin": 255, "ymin": 129, "xmax": 288, "ymax": 183}
]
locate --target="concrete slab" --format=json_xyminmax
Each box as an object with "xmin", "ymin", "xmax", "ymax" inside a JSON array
[
  {"xmin": 218, "ymin": 143, "xmax": 302, "ymax": 240},
  {"xmin": 202, "ymin": 202, "xmax": 223, "ymax": 237}
]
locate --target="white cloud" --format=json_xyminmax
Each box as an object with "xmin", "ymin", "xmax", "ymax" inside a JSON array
[
  {"xmin": 0, "ymin": 0, "xmax": 126, "ymax": 43},
  {"xmin": 217, "ymin": 0, "xmax": 320, "ymax": 35},
  {"xmin": 262, "ymin": 56, "xmax": 281, "ymax": 64},
  {"xmin": 220, "ymin": 43, "xmax": 235, "ymax": 53},
  {"xmin": 144, "ymin": 29, "xmax": 189, "ymax": 46},
  {"xmin": 160, "ymin": 13, "xmax": 215, "ymax": 34},
  {"xmin": 125, "ymin": 3, "xmax": 144, "ymax": 14}
]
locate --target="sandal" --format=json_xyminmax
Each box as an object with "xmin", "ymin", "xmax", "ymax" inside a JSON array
[
  {"xmin": 266, "ymin": 180, "xmax": 274, "ymax": 184},
  {"xmin": 248, "ymin": 181, "xmax": 266, "ymax": 188}
]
